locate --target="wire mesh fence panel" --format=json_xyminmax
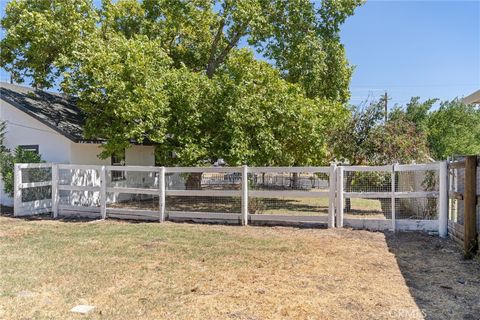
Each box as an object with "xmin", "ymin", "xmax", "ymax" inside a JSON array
[
  {"xmin": 249, "ymin": 172, "xmax": 329, "ymax": 191},
  {"xmin": 166, "ymin": 196, "xmax": 241, "ymax": 213},
  {"xmin": 248, "ymin": 196, "xmax": 329, "ymax": 216},
  {"xmin": 395, "ymin": 169, "xmax": 439, "ymax": 221},
  {"xmin": 21, "ymin": 166, "xmax": 52, "ymax": 183},
  {"xmin": 395, "ymin": 170, "xmax": 439, "ymax": 193},
  {"xmin": 21, "ymin": 185, "xmax": 52, "ymax": 203},
  {"xmin": 58, "ymin": 168, "xmax": 101, "ymax": 187},
  {"xmin": 15, "ymin": 164, "xmax": 53, "ymax": 216},
  {"xmin": 343, "ymin": 170, "xmax": 392, "ymax": 193},
  {"xmin": 105, "ymin": 192, "xmax": 160, "ymax": 221},
  {"xmin": 107, "ymin": 170, "xmax": 159, "ymax": 189},
  {"xmin": 395, "ymin": 197, "xmax": 438, "ymax": 220},
  {"xmin": 248, "ymin": 168, "xmax": 331, "ymax": 222},
  {"xmin": 165, "ymin": 168, "xmax": 243, "ymax": 221},
  {"xmin": 20, "ymin": 166, "xmax": 52, "ymax": 203},
  {"xmin": 58, "ymin": 167, "xmax": 101, "ymax": 209},
  {"xmin": 449, "ymin": 166, "xmax": 464, "ymax": 225},
  {"xmin": 344, "ymin": 198, "xmax": 390, "ymax": 220},
  {"xmin": 342, "ymin": 167, "xmax": 392, "ymax": 225},
  {"xmin": 166, "ymin": 172, "xmax": 241, "ymax": 191},
  {"xmin": 59, "ymin": 190, "xmax": 101, "ymax": 207}
]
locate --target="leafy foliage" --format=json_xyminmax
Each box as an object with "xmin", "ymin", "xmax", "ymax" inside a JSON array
[
  {"xmin": 1, "ymin": 0, "xmax": 363, "ymax": 166},
  {"xmin": 330, "ymin": 97, "xmax": 430, "ymax": 165},
  {"xmin": 391, "ymin": 97, "xmax": 480, "ymax": 159},
  {"xmin": 427, "ymin": 100, "xmax": 480, "ymax": 159},
  {"xmin": 0, "ymin": 120, "xmax": 46, "ymax": 196}
]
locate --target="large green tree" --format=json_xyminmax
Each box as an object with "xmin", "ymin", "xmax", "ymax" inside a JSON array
[
  {"xmin": 390, "ymin": 97, "xmax": 480, "ymax": 159},
  {"xmin": 427, "ymin": 100, "xmax": 480, "ymax": 159},
  {"xmin": 1, "ymin": 0, "xmax": 362, "ymax": 166}
]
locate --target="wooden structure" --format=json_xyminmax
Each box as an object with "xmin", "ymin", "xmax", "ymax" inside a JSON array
[{"xmin": 448, "ymin": 156, "xmax": 479, "ymax": 258}]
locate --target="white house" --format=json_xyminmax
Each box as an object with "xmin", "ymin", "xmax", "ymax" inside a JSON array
[
  {"xmin": 462, "ymin": 89, "xmax": 480, "ymax": 105},
  {"xmin": 0, "ymin": 82, "xmax": 155, "ymax": 206}
]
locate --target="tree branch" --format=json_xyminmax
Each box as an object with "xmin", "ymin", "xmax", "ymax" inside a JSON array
[
  {"xmin": 206, "ymin": 1, "xmax": 229, "ymax": 78},
  {"xmin": 206, "ymin": 21, "xmax": 249, "ymax": 78}
]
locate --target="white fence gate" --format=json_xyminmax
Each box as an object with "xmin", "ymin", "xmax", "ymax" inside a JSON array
[{"xmin": 13, "ymin": 162, "xmax": 448, "ymax": 234}]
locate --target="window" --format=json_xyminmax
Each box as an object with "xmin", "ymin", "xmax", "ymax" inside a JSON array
[
  {"xmin": 111, "ymin": 149, "xmax": 126, "ymax": 181},
  {"xmin": 19, "ymin": 145, "xmax": 39, "ymax": 154}
]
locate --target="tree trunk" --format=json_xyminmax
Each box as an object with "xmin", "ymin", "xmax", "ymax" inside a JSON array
[
  {"xmin": 185, "ymin": 173, "xmax": 202, "ymax": 190},
  {"xmin": 291, "ymin": 172, "xmax": 299, "ymax": 189}
]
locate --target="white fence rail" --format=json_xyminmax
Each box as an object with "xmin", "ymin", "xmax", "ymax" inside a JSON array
[{"xmin": 14, "ymin": 162, "xmax": 449, "ymax": 234}]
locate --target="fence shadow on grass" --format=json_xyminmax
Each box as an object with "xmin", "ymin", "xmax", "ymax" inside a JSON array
[{"xmin": 385, "ymin": 232, "xmax": 480, "ymax": 320}]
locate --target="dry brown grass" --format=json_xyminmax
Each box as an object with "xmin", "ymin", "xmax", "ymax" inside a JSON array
[{"xmin": 0, "ymin": 216, "xmax": 479, "ymax": 320}]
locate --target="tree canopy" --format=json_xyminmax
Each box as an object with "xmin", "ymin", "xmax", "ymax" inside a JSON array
[
  {"xmin": 390, "ymin": 98, "xmax": 480, "ymax": 160},
  {"xmin": 1, "ymin": 0, "xmax": 362, "ymax": 166},
  {"xmin": 329, "ymin": 97, "xmax": 430, "ymax": 165}
]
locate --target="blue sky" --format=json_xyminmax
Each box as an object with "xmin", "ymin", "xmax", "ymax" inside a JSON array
[
  {"xmin": 341, "ymin": 0, "xmax": 480, "ymax": 106},
  {"xmin": 1, "ymin": 0, "xmax": 479, "ymax": 107}
]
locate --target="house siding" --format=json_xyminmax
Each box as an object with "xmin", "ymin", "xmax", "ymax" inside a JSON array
[
  {"xmin": 1, "ymin": 100, "xmax": 72, "ymax": 206},
  {"xmin": 0, "ymin": 100, "xmax": 156, "ymax": 207}
]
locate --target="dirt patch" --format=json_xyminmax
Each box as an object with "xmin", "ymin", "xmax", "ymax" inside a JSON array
[{"xmin": 386, "ymin": 232, "xmax": 480, "ymax": 320}]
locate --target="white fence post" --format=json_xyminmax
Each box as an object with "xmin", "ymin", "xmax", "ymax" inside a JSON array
[
  {"xmin": 159, "ymin": 166, "xmax": 166, "ymax": 222},
  {"xmin": 13, "ymin": 164, "xmax": 22, "ymax": 217},
  {"xmin": 328, "ymin": 164, "xmax": 336, "ymax": 228},
  {"xmin": 391, "ymin": 164, "xmax": 396, "ymax": 231},
  {"xmin": 241, "ymin": 165, "xmax": 248, "ymax": 226},
  {"xmin": 439, "ymin": 161, "xmax": 448, "ymax": 237},
  {"xmin": 52, "ymin": 164, "xmax": 59, "ymax": 219},
  {"xmin": 100, "ymin": 165, "xmax": 107, "ymax": 219},
  {"xmin": 336, "ymin": 166, "xmax": 344, "ymax": 227}
]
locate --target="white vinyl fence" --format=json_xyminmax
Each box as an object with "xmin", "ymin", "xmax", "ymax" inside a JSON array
[{"xmin": 13, "ymin": 162, "xmax": 449, "ymax": 234}]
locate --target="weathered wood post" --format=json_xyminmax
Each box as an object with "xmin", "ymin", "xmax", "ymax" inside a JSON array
[
  {"xmin": 464, "ymin": 156, "xmax": 478, "ymax": 258},
  {"xmin": 328, "ymin": 164, "xmax": 336, "ymax": 228},
  {"xmin": 241, "ymin": 165, "xmax": 248, "ymax": 226},
  {"xmin": 439, "ymin": 161, "xmax": 448, "ymax": 237}
]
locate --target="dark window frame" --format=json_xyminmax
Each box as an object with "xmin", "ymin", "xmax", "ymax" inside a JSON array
[{"xmin": 19, "ymin": 145, "xmax": 39, "ymax": 154}]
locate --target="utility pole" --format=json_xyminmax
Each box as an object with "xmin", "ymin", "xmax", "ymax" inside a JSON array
[{"xmin": 384, "ymin": 91, "xmax": 388, "ymax": 123}]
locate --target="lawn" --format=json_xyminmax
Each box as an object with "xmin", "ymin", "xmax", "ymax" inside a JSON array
[
  {"xmin": 115, "ymin": 196, "xmax": 384, "ymax": 217},
  {"xmin": 0, "ymin": 216, "xmax": 479, "ymax": 319}
]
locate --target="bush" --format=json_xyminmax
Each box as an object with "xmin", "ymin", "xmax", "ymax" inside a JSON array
[
  {"xmin": 0, "ymin": 120, "xmax": 45, "ymax": 197},
  {"xmin": 0, "ymin": 147, "xmax": 45, "ymax": 197}
]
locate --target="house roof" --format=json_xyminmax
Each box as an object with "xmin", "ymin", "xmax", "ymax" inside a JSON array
[
  {"xmin": 0, "ymin": 82, "xmax": 87, "ymax": 142},
  {"xmin": 462, "ymin": 89, "xmax": 480, "ymax": 105}
]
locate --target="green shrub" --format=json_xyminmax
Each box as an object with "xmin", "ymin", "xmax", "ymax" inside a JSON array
[{"xmin": 0, "ymin": 121, "xmax": 45, "ymax": 197}]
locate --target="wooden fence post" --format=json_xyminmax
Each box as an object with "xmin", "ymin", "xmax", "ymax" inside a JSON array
[
  {"xmin": 51, "ymin": 164, "xmax": 58, "ymax": 219},
  {"xmin": 241, "ymin": 165, "xmax": 248, "ymax": 226},
  {"xmin": 13, "ymin": 164, "xmax": 22, "ymax": 217},
  {"xmin": 100, "ymin": 166, "xmax": 107, "ymax": 220},
  {"xmin": 439, "ymin": 161, "xmax": 448, "ymax": 238},
  {"xmin": 159, "ymin": 166, "xmax": 166, "ymax": 222},
  {"xmin": 464, "ymin": 156, "xmax": 478, "ymax": 258},
  {"xmin": 336, "ymin": 166, "xmax": 344, "ymax": 228},
  {"xmin": 328, "ymin": 164, "xmax": 336, "ymax": 228}
]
